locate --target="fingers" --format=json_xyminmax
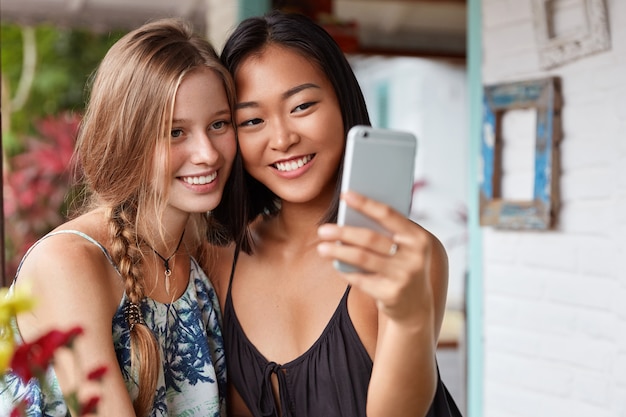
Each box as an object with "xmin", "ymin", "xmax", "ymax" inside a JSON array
[
  {"xmin": 317, "ymin": 191, "xmax": 434, "ymax": 322},
  {"xmin": 317, "ymin": 222, "xmax": 428, "ymax": 278},
  {"xmin": 318, "ymin": 231, "xmax": 431, "ymax": 323},
  {"xmin": 318, "ymin": 223, "xmax": 398, "ymax": 267},
  {"xmin": 340, "ymin": 191, "xmax": 410, "ymax": 236},
  {"xmin": 318, "ymin": 190, "xmax": 420, "ymax": 266},
  {"xmin": 318, "ymin": 221, "xmax": 398, "ymax": 271}
]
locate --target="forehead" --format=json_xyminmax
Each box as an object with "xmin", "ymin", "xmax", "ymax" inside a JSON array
[
  {"xmin": 234, "ymin": 45, "xmax": 329, "ymax": 100},
  {"xmin": 174, "ymin": 68, "xmax": 226, "ymax": 110}
]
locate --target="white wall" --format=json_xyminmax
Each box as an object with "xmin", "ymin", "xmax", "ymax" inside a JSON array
[{"xmin": 481, "ymin": 0, "xmax": 626, "ymax": 416}]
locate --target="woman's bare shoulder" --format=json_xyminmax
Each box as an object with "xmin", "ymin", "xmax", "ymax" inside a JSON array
[
  {"xmin": 18, "ymin": 214, "xmax": 114, "ymax": 281},
  {"xmin": 14, "ymin": 217, "xmax": 124, "ymax": 340},
  {"xmin": 18, "ymin": 228, "xmax": 110, "ymax": 273}
]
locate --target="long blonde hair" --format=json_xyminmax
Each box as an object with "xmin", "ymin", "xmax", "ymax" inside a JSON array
[{"xmin": 74, "ymin": 18, "xmax": 235, "ymax": 416}]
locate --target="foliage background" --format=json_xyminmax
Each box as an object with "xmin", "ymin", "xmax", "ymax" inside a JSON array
[
  {"xmin": 2, "ymin": 23, "xmax": 124, "ymax": 151},
  {"xmin": 1, "ymin": 23, "xmax": 125, "ymax": 280}
]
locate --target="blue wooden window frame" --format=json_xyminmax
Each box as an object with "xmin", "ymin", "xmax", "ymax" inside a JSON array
[{"xmin": 479, "ymin": 76, "xmax": 561, "ymax": 230}]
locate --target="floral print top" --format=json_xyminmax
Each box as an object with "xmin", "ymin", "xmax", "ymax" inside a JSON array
[{"xmin": 0, "ymin": 230, "xmax": 226, "ymax": 417}]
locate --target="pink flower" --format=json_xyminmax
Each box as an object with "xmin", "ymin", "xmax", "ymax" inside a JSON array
[{"xmin": 3, "ymin": 112, "xmax": 81, "ymax": 279}]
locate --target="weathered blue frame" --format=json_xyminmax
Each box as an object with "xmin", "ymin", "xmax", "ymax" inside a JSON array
[{"xmin": 479, "ymin": 77, "xmax": 561, "ymax": 229}]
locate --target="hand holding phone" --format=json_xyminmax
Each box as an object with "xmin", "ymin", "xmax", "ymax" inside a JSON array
[{"xmin": 334, "ymin": 125, "xmax": 418, "ymax": 273}]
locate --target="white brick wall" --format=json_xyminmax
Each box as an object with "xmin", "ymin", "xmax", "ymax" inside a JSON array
[{"xmin": 481, "ymin": 0, "xmax": 626, "ymax": 416}]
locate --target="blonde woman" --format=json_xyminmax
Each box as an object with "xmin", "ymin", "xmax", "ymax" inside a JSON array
[{"xmin": 1, "ymin": 18, "xmax": 243, "ymax": 417}]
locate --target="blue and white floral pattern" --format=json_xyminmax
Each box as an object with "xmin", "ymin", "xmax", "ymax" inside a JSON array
[{"xmin": 1, "ymin": 231, "xmax": 226, "ymax": 417}]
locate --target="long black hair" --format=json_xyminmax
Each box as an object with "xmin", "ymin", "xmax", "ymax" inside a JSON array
[{"xmin": 221, "ymin": 10, "xmax": 371, "ymax": 253}]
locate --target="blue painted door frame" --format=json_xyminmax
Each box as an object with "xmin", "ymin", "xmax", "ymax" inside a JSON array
[
  {"xmin": 237, "ymin": 0, "xmax": 271, "ymax": 21},
  {"xmin": 467, "ymin": 0, "xmax": 484, "ymax": 416}
]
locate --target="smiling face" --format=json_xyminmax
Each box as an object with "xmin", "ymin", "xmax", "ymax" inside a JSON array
[
  {"xmin": 158, "ymin": 67, "xmax": 236, "ymax": 218},
  {"xmin": 234, "ymin": 44, "xmax": 345, "ymax": 206}
]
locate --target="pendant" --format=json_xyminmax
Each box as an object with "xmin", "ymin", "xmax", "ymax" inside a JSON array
[{"xmin": 164, "ymin": 269, "xmax": 172, "ymax": 295}]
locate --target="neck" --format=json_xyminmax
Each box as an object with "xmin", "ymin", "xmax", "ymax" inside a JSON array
[
  {"xmin": 278, "ymin": 187, "xmax": 334, "ymax": 226},
  {"xmin": 148, "ymin": 228, "xmax": 186, "ymax": 258},
  {"xmin": 142, "ymin": 209, "xmax": 190, "ymax": 254},
  {"xmin": 260, "ymin": 199, "xmax": 330, "ymax": 254}
]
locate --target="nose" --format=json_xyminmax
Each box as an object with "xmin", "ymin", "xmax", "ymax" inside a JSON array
[
  {"xmin": 191, "ymin": 132, "xmax": 220, "ymax": 165},
  {"xmin": 269, "ymin": 118, "xmax": 300, "ymax": 152}
]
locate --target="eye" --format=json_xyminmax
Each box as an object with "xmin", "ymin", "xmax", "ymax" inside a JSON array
[
  {"xmin": 171, "ymin": 128, "xmax": 184, "ymax": 139},
  {"xmin": 238, "ymin": 118, "xmax": 263, "ymax": 128},
  {"xmin": 292, "ymin": 102, "xmax": 316, "ymax": 113},
  {"xmin": 210, "ymin": 120, "xmax": 230, "ymax": 131}
]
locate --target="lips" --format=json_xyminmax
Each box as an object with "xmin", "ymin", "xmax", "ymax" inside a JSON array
[
  {"xmin": 273, "ymin": 154, "xmax": 313, "ymax": 172},
  {"xmin": 180, "ymin": 172, "xmax": 217, "ymax": 185}
]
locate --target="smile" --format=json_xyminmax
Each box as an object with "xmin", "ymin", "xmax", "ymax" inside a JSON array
[
  {"xmin": 274, "ymin": 155, "xmax": 313, "ymax": 172},
  {"xmin": 181, "ymin": 173, "xmax": 217, "ymax": 185}
]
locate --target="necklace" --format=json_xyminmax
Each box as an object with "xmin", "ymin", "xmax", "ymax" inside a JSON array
[{"xmin": 148, "ymin": 230, "xmax": 185, "ymax": 295}]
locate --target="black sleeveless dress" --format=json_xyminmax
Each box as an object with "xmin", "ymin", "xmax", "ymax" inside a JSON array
[{"xmin": 223, "ymin": 250, "xmax": 372, "ymax": 417}]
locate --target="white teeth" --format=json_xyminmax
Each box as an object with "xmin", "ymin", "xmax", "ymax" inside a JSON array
[
  {"xmin": 182, "ymin": 172, "xmax": 217, "ymax": 185},
  {"xmin": 275, "ymin": 155, "xmax": 312, "ymax": 172}
]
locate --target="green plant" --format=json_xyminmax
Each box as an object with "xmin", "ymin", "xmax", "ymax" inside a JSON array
[{"xmin": 1, "ymin": 23, "xmax": 123, "ymax": 143}]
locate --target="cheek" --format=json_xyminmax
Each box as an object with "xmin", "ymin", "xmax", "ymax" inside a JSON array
[
  {"xmin": 218, "ymin": 133, "xmax": 238, "ymax": 170},
  {"xmin": 238, "ymin": 136, "xmax": 264, "ymax": 168},
  {"xmin": 328, "ymin": 102, "xmax": 345, "ymax": 138}
]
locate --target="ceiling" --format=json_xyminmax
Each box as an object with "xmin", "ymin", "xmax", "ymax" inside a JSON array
[
  {"xmin": 0, "ymin": 0, "xmax": 466, "ymax": 58},
  {"xmin": 0, "ymin": 0, "xmax": 210, "ymax": 33}
]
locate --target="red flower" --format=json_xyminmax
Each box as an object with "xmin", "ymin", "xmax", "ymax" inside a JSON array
[
  {"xmin": 39, "ymin": 326, "xmax": 84, "ymax": 349},
  {"xmin": 86, "ymin": 365, "xmax": 108, "ymax": 381},
  {"xmin": 9, "ymin": 326, "xmax": 84, "ymax": 382},
  {"xmin": 79, "ymin": 396, "xmax": 101, "ymax": 416},
  {"xmin": 10, "ymin": 344, "xmax": 43, "ymax": 382}
]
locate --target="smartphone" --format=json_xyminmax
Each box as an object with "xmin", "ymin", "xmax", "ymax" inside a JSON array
[{"xmin": 334, "ymin": 125, "xmax": 418, "ymax": 273}]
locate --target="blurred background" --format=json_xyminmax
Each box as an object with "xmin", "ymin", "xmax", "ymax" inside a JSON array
[
  {"xmin": 1, "ymin": 0, "xmax": 469, "ymax": 412},
  {"xmin": 4, "ymin": 1, "xmax": 625, "ymax": 417}
]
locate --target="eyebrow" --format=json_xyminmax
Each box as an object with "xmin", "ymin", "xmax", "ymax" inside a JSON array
[{"xmin": 235, "ymin": 83, "xmax": 321, "ymax": 110}]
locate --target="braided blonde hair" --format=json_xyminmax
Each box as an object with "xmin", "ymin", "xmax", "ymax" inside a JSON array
[{"xmin": 73, "ymin": 18, "xmax": 235, "ymax": 416}]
